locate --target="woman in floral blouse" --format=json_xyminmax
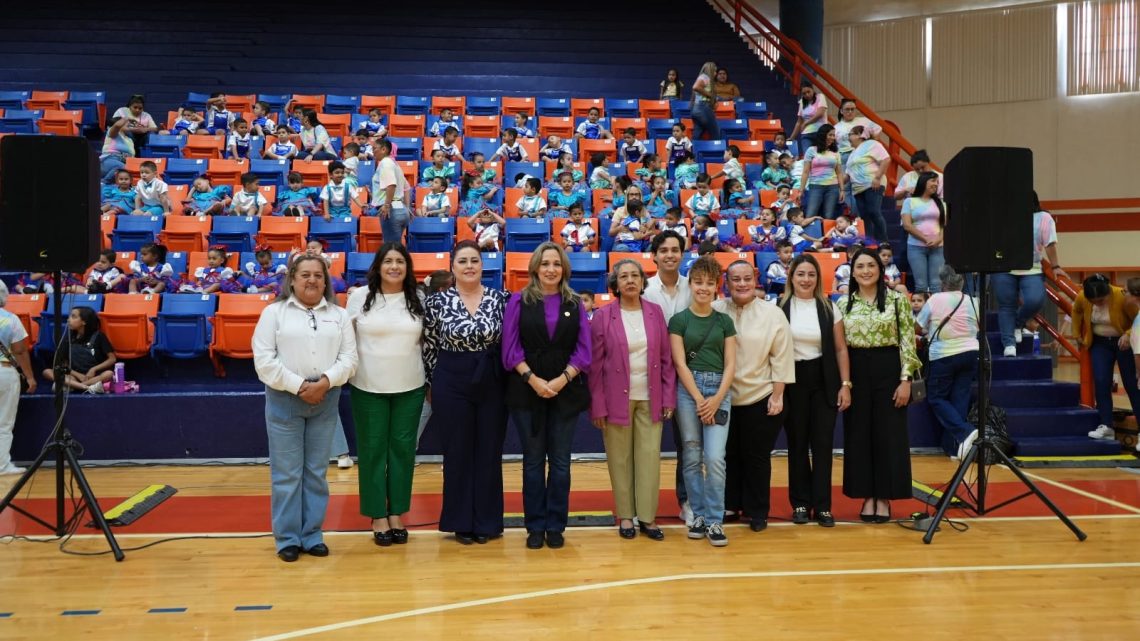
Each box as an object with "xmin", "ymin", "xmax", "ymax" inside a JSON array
[{"xmin": 838, "ymin": 247, "xmax": 922, "ymax": 523}]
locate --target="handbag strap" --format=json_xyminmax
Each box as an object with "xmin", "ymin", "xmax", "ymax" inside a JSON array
[
  {"xmin": 930, "ymin": 293, "xmax": 966, "ymax": 344},
  {"xmin": 686, "ymin": 311, "xmax": 718, "ymax": 364},
  {"xmin": 0, "ymin": 340, "xmax": 26, "ymax": 381}
]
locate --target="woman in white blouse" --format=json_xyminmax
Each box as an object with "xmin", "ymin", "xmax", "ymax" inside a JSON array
[
  {"xmin": 778, "ymin": 255, "xmax": 851, "ymax": 528},
  {"xmin": 346, "ymin": 243, "xmax": 427, "ymax": 548},
  {"xmin": 253, "ymin": 255, "xmax": 358, "ymax": 563},
  {"xmin": 298, "ymin": 109, "xmax": 338, "ymax": 161}
]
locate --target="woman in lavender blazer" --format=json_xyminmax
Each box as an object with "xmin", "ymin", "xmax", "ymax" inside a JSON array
[{"xmin": 589, "ymin": 258, "xmax": 677, "ymax": 541}]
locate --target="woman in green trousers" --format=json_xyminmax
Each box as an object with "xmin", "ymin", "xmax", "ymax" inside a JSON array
[{"xmin": 346, "ymin": 242, "xmax": 427, "ymax": 547}]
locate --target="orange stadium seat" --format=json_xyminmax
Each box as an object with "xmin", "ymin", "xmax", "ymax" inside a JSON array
[
  {"xmin": 188, "ymin": 250, "xmax": 240, "ymax": 276},
  {"xmin": 37, "ymin": 109, "xmax": 82, "ymax": 136},
  {"xmin": 505, "ymin": 252, "xmax": 532, "ymax": 291},
  {"xmin": 182, "ymin": 134, "xmax": 225, "ymax": 160},
  {"xmin": 357, "ymin": 216, "xmax": 384, "ymax": 252},
  {"xmin": 431, "ymin": 96, "xmax": 466, "ymax": 116},
  {"xmin": 729, "ymin": 140, "xmax": 767, "ymax": 164},
  {"xmin": 226, "ymin": 94, "xmax": 255, "ymax": 113},
  {"xmin": 167, "ymin": 184, "xmax": 190, "ymax": 216},
  {"xmin": 320, "ymin": 113, "xmax": 352, "ymax": 138},
  {"xmin": 611, "ymin": 117, "xmax": 647, "ymax": 139},
  {"xmin": 388, "ymin": 114, "xmax": 426, "ymax": 138},
  {"xmin": 815, "ymin": 252, "xmax": 848, "ymax": 294},
  {"xmin": 705, "ymin": 163, "xmax": 728, "ymax": 189},
  {"xmin": 208, "ymin": 293, "xmax": 275, "ymax": 376},
  {"xmin": 4, "ymin": 294, "xmax": 46, "ymax": 345},
  {"xmin": 257, "ymin": 217, "xmax": 309, "ymax": 251},
  {"xmin": 100, "ymin": 214, "xmax": 116, "ymax": 249},
  {"xmin": 289, "ymin": 94, "xmax": 326, "ymax": 112},
  {"xmin": 292, "ymin": 159, "xmax": 331, "ymax": 187},
  {"xmin": 501, "ymin": 97, "xmax": 535, "ymax": 116},
  {"xmin": 359, "ymin": 95, "xmax": 395, "ymax": 116},
  {"xmin": 608, "ymin": 252, "xmax": 658, "ymax": 277},
  {"xmin": 571, "ymin": 98, "xmax": 604, "ymax": 118},
  {"xmin": 545, "ymin": 161, "xmax": 584, "ymax": 181},
  {"xmin": 409, "ymin": 252, "xmax": 450, "ymax": 283},
  {"xmin": 714, "ymin": 101, "xmax": 736, "ymax": 119},
  {"xmin": 207, "ymin": 158, "xmax": 247, "ymax": 186},
  {"xmin": 538, "ymin": 116, "xmax": 574, "ymax": 140},
  {"xmin": 396, "ymin": 160, "xmax": 419, "ymax": 187},
  {"xmin": 159, "ymin": 215, "xmax": 212, "ymax": 252},
  {"xmin": 504, "ymin": 187, "xmax": 549, "ymax": 217},
  {"xmin": 464, "ymin": 115, "xmax": 500, "ymax": 138},
  {"xmin": 26, "ymin": 90, "xmax": 68, "ymax": 111},
  {"xmin": 638, "ymin": 100, "xmax": 671, "ymax": 119},
  {"xmin": 749, "ymin": 118, "xmax": 783, "ymax": 140},
  {"xmin": 578, "ymin": 138, "xmax": 616, "ymax": 163},
  {"xmin": 99, "ymin": 293, "xmax": 161, "ymax": 359}
]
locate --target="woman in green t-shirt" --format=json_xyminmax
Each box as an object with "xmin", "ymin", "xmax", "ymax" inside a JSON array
[{"xmin": 669, "ymin": 255, "xmax": 736, "ymax": 548}]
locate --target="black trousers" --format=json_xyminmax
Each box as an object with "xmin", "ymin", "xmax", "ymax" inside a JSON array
[
  {"xmin": 433, "ymin": 350, "xmax": 507, "ymax": 535},
  {"xmin": 785, "ymin": 358, "xmax": 837, "ymax": 513},
  {"xmin": 724, "ymin": 395, "xmax": 786, "ymax": 520},
  {"xmin": 843, "ymin": 347, "xmax": 912, "ymax": 500}
]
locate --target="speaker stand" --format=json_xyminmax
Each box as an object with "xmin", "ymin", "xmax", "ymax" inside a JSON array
[{"xmin": 0, "ymin": 271, "xmax": 124, "ymax": 560}]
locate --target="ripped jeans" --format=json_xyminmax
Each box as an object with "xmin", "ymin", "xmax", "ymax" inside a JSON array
[{"xmin": 675, "ymin": 370, "xmax": 732, "ymax": 525}]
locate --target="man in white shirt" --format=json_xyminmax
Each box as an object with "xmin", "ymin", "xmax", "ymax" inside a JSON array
[
  {"xmin": 371, "ymin": 139, "xmax": 411, "ymax": 245},
  {"xmin": 640, "ymin": 230, "xmax": 692, "ymax": 523}
]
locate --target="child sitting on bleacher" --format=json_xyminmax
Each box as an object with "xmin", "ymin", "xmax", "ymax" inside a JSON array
[
  {"xmin": 284, "ymin": 105, "xmax": 304, "ymax": 134},
  {"xmin": 645, "ymin": 175, "xmax": 674, "ymax": 218},
  {"xmin": 250, "ymin": 101, "xmax": 276, "ymax": 136},
  {"xmin": 513, "ymin": 172, "xmax": 537, "ymax": 189},
  {"xmin": 101, "ymin": 170, "xmax": 137, "ymax": 215},
  {"xmin": 491, "ymin": 128, "xmax": 528, "ymax": 162},
  {"xmin": 879, "ymin": 242, "xmax": 907, "ymax": 293},
  {"xmin": 587, "ymin": 152, "xmax": 613, "ymax": 190},
  {"xmin": 516, "ymin": 177, "xmax": 547, "ymax": 218},
  {"xmin": 576, "ymin": 107, "xmax": 613, "ymax": 140},
  {"xmin": 226, "ymin": 118, "xmax": 253, "ymax": 160},
  {"xmin": 132, "ymin": 161, "xmax": 171, "ymax": 216},
  {"xmin": 832, "ymin": 243, "xmax": 864, "ymax": 295},
  {"xmin": 433, "ymin": 127, "xmax": 462, "ymax": 162},
  {"xmin": 758, "ymin": 151, "xmax": 790, "ymax": 189},
  {"xmin": 721, "ymin": 178, "xmax": 755, "ymax": 220},
  {"xmin": 684, "ymin": 174, "xmax": 720, "ymax": 219},
  {"xmin": 341, "ymin": 143, "xmax": 362, "ymax": 188},
  {"xmin": 264, "ymin": 127, "xmax": 298, "ymax": 160},
  {"xmin": 820, "ymin": 212, "xmax": 860, "ymax": 250},
  {"xmin": 673, "ymin": 151, "xmax": 700, "ymax": 189},
  {"xmin": 321, "ymin": 161, "xmax": 363, "ymax": 220},
  {"xmin": 162, "ymin": 106, "xmax": 202, "ymax": 136},
  {"xmin": 746, "ymin": 207, "xmax": 786, "ymax": 251},
  {"xmin": 128, "ymin": 242, "xmax": 175, "ymax": 294},
  {"xmin": 430, "ymin": 108, "xmax": 462, "ymax": 138},
  {"xmin": 659, "ymin": 207, "xmax": 690, "ymax": 251},
  {"xmin": 230, "ymin": 173, "xmax": 271, "ymax": 217},
  {"xmin": 468, "ymin": 151, "xmax": 498, "ymax": 184},
  {"xmin": 275, "ymin": 172, "xmax": 319, "ymax": 216},
  {"xmin": 711, "ymin": 145, "xmax": 745, "ymax": 183},
  {"xmin": 183, "ymin": 175, "xmax": 230, "ymax": 216},
  {"xmin": 690, "ymin": 214, "xmax": 718, "ymax": 250},
  {"xmin": 783, "ymin": 153, "xmax": 802, "ymax": 190},
  {"xmin": 552, "ymin": 152, "xmax": 584, "ymax": 186},
  {"xmin": 41, "ymin": 306, "xmax": 116, "ymax": 395},
  {"xmin": 511, "ymin": 112, "xmax": 535, "ymax": 139},
  {"xmin": 620, "ymin": 128, "xmax": 648, "ymax": 163},
  {"xmin": 548, "ymin": 172, "xmax": 587, "ymax": 218},
  {"xmin": 421, "ymin": 149, "xmax": 456, "ymax": 185},
  {"xmin": 610, "ymin": 201, "xmax": 651, "ymax": 252},
  {"xmin": 180, "ymin": 246, "xmax": 238, "ymax": 294},
  {"xmin": 634, "ymin": 154, "xmax": 667, "ymax": 188},
  {"xmin": 786, "ymin": 207, "xmax": 822, "ymax": 252},
  {"xmin": 79, "ymin": 250, "xmax": 126, "ymax": 294},
  {"xmin": 419, "ymin": 177, "xmax": 452, "ymax": 217},
  {"xmin": 469, "ymin": 208, "xmax": 505, "ymax": 252},
  {"xmin": 353, "ymin": 130, "xmax": 375, "ymax": 160},
  {"xmin": 244, "ymin": 247, "xmax": 286, "ymax": 295},
  {"xmin": 765, "ymin": 240, "xmax": 795, "ymax": 295},
  {"xmin": 203, "ymin": 93, "xmax": 235, "ymax": 135},
  {"xmin": 538, "ymin": 134, "xmax": 572, "ymax": 162},
  {"xmin": 770, "ymin": 131, "xmax": 792, "ymax": 158},
  {"xmin": 16, "ymin": 273, "xmax": 57, "ymax": 294},
  {"xmin": 666, "ymin": 123, "xmax": 693, "ymax": 164},
  {"xmin": 560, "ymin": 204, "xmax": 596, "ymax": 252},
  {"xmin": 360, "ymin": 108, "xmax": 387, "ymax": 137},
  {"xmin": 459, "ymin": 174, "xmax": 500, "ymax": 217},
  {"xmin": 771, "ymin": 183, "xmax": 794, "ymax": 219}
]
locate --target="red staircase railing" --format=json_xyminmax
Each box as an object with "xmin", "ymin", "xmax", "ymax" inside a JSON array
[{"xmin": 1039, "ymin": 259, "xmax": 1093, "ymax": 407}]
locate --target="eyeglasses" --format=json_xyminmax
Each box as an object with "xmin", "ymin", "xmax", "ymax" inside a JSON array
[{"xmin": 305, "ymin": 308, "xmax": 317, "ymax": 331}]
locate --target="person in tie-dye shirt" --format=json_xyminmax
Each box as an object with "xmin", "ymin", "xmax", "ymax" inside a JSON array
[{"xmin": 800, "ymin": 124, "xmax": 846, "ymax": 221}]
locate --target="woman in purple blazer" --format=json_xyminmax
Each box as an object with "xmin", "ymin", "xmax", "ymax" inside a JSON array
[{"xmin": 589, "ymin": 258, "xmax": 677, "ymax": 541}]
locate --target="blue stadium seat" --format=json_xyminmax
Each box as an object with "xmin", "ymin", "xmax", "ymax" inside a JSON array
[
  {"xmin": 356, "ymin": 160, "xmax": 375, "ymax": 187},
  {"xmin": 716, "ymin": 219, "xmax": 736, "ymax": 242},
  {"xmin": 679, "ymin": 252, "xmax": 700, "ymax": 277},
  {"xmin": 598, "ymin": 216, "xmax": 613, "ymax": 252},
  {"xmin": 407, "ymin": 217, "xmax": 456, "ymax": 253},
  {"xmin": 208, "ymin": 216, "xmax": 259, "ymax": 253},
  {"xmin": 247, "ymin": 137, "xmax": 264, "ymax": 159},
  {"xmin": 605, "ymin": 162, "xmax": 627, "ymax": 179},
  {"xmin": 185, "ymin": 92, "xmax": 211, "ymax": 112},
  {"xmin": 670, "ymin": 100, "xmax": 691, "ymax": 119},
  {"xmin": 566, "ymin": 251, "xmax": 608, "ymax": 293},
  {"xmin": 249, "ymin": 159, "xmax": 290, "ymax": 188},
  {"xmin": 257, "ymin": 94, "xmax": 290, "ymax": 114},
  {"xmin": 745, "ymin": 163, "xmax": 764, "ymax": 186},
  {"xmin": 480, "ymin": 252, "xmax": 504, "ymax": 289},
  {"xmin": 151, "ymin": 293, "xmax": 217, "ymax": 359},
  {"xmin": 166, "ymin": 251, "xmax": 189, "ymax": 278},
  {"xmin": 500, "ymin": 115, "xmax": 533, "ymax": 135},
  {"xmin": 755, "ymin": 251, "xmax": 779, "ymax": 287},
  {"xmin": 143, "ymin": 133, "xmax": 186, "ymax": 159},
  {"xmin": 35, "ymin": 294, "xmax": 105, "ymax": 356},
  {"xmin": 395, "ymin": 96, "xmax": 429, "ymax": 115},
  {"xmin": 112, "ymin": 216, "xmax": 164, "ymax": 252},
  {"xmin": 535, "ymin": 97, "xmax": 570, "ymax": 117},
  {"xmin": 165, "ymin": 158, "xmax": 208, "ymax": 185},
  {"xmin": 607, "ymin": 99, "xmax": 640, "ymax": 119},
  {"xmin": 505, "ymin": 161, "xmax": 543, "ymax": 184},
  {"xmin": 735, "ymin": 101, "xmax": 768, "ymax": 120},
  {"xmin": 464, "ymin": 138, "xmax": 501, "ymax": 161},
  {"xmin": 719, "ymin": 119, "xmax": 750, "ymax": 140},
  {"xmin": 692, "ymin": 140, "xmax": 726, "ymax": 163},
  {"xmin": 345, "ymin": 252, "xmax": 373, "ymax": 287},
  {"xmin": 466, "ymin": 96, "xmax": 501, "ymax": 116},
  {"xmin": 65, "ymin": 91, "xmax": 106, "ymax": 128},
  {"xmin": 505, "ymin": 218, "xmax": 551, "ymax": 252},
  {"xmin": 0, "ymin": 110, "xmax": 42, "ymax": 134},
  {"xmin": 309, "ymin": 216, "xmax": 359, "ymax": 252},
  {"xmin": 647, "ymin": 118, "xmax": 681, "ymax": 140},
  {"xmin": 0, "ymin": 91, "xmax": 29, "ymax": 111},
  {"xmin": 324, "ymin": 94, "xmax": 360, "ymax": 114},
  {"xmin": 328, "ymin": 136, "xmax": 343, "ymax": 155},
  {"xmin": 387, "ymin": 137, "xmax": 422, "ymax": 161}
]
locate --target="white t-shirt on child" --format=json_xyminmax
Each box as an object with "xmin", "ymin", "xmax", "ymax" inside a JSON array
[
  {"xmin": 231, "ymin": 189, "xmax": 268, "ymax": 215},
  {"xmin": 136, "ymin": 179, "xmax": 168, "ymax": 206}
]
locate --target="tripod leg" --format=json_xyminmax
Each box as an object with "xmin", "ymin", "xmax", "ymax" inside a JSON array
[
  {"xmin": 989, "ymin": 446, "xmax": 1088, "ymax": 542},
  {"xmin": 923, "ymin": 443, "xmax": 979, "ymax": 544},
  {"xmin": 63, "ymin": 447, "xmax": 125, "ymax": 561}
]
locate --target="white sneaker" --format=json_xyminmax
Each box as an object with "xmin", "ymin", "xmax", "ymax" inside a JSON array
[
  {"xmin": 679, "ymin": 501, "xmax": 694, "ymax": 527},
  {"xmin": 1014, "ymin": 328, "xmax": 1023, "ymax": 344},
  {"xmin": 1088, "ymin": 425, "xmax": 1115, "ymax": 440},
  {"xmin": 337, "ymin": 455, "xmax": 354, "ymax": 469},
  {"xmin": 0, "ymin": 463, "xmax": 27, "ymax": 475},
  {"xmin": 957, "ymin": 429, "xmax": 979, "ymax": 461},
  {"xmin": 1003, "ymin": 346, "xmax": 1017, "ymax": 357},
  {"xmin": 86, "ymin": 383, "xmax": 105, "ymax": 394}
]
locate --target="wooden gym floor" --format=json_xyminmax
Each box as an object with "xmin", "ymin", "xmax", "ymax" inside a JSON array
[{"xmin": 1, "ymin": 456, "xmax": 1139, "ymax": 640}]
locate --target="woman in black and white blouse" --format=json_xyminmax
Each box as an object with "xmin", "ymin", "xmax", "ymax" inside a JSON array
[{"xmin": 423, "ymin": 240, "xmax": 512, "ymax": 545}]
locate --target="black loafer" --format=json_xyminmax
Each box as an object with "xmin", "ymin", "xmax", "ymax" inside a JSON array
[
  {"xmin": 749, "ymin": 518, "xmax": 768, "ymax": 532},
  {"xmin": 473, "ymin": 534, "xmax": 489, "ymax": 544},
  {"xmin": 455, "ymin": 532, "xmax": 475, "ymax": 545},
  {"xmin": 277, "ymin": 545, "xmax": 301, "ymax": 562},
  {"xmin": 639, "ymin": 522, "xmax": 665, "ymax": 541},
  {"xmin": 373, "ymin": 530, "xmax": 393, "ymax": 547},
  {"xmin": 391, "ymin": 528, "xmax": 409, "ymax": 544},
  {"xmin": 816, "ymin": 511, "xmax": 836, "ymax": 528},
  {"xmin": 305, "ymin": 543, "xmax": 329, "ymax": 557},
  {"xmin": 545, "ymin": 531, "xmax": 565, "ymax": 549},
  {"xmin": 526, "ymin": 531, "xmax": 545, "ymax": 549}
]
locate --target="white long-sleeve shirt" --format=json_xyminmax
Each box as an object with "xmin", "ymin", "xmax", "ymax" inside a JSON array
[{"xmin": 252, "ymin": 297, "xmax": 357, "ymax": 394}]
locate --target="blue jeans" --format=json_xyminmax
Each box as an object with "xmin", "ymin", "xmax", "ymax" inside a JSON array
[
  {"xmin": 840, "ymin": 151, "xmax": 856, "ymax": 216},
  {"xmin": 691, "ymin": 102, "xmax": 720, "ymax": 141},
  {"xmin": 380, "ymin": 204, "xmax": 410, "ymax": 245},
  {"xmin": 854, "ymin": 186, "xmax": 887, "ymax": 244},
  {"xmin": 1089, "ymin": 336, "xmax": 1140, "ymax": 426},
  {"xmin": 265, "ymin": 386, "xmax": 343, "ymax": 552},
  {"xmin": 512, "ymin": 408, "xmax": 577, "ymax": 533},
  {"xmin": 331, "ymin": 414, "xmax": 350, "ymax": 456},
  {"xmin": 804, "ymin": 183, "xmax": 840, "ymax": 220},
  {"xmin": 675, "ymin": 370, "xmax": 732, "ymax": 525},
  {"xmin": 907, "ymin": 243, "xmax": 944, "ymax": 293},
  {"xmin": 301, "ymin": 150, "xmax": 338, "ymax": 161},
  {"xmin": 100, "ymin": 153, "xmax": 127, "ymax": 184},
  {"xmin": 990, "ymin": 273, "xmax": 1045, "ymax": 349},
  {"xmin": 929, "ymin": 350, "xmax": 979, "ymax": 455}
]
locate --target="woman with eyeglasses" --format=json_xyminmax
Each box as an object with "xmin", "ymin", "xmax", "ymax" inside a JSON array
[
  {"xmin": 1074, "ymin": 274, "xmax": 1140, "ymax": 444},
  {"xmin": 833, "ymin": 98, "xmax": 884, "ymax": 219},
  {"xmin": 253, "ymin": 255, "xmax": 358, "ymax": 562}
]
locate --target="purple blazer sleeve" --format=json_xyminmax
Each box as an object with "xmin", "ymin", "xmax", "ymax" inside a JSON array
[
  {"xmin": 501, "ymin": 292, "xmax": 524, "ymax": 371},
  {"xmin": 588, "ymin": 310, "xmax": 609, "ymax": 421},
  {"xmin": 568, "ymin": 301, "xmax": 592, "ymax": 372}
]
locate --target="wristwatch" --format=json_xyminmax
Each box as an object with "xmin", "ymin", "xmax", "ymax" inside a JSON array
[
  {"xmin": 522, "ymin": 370, "xmax": 534, "ymax": 382},
  {"xmin": 841, "ymin": 381, "xmax": 853, "ymax": 389}
]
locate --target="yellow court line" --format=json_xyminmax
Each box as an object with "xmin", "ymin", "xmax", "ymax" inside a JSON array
[
  {"xmin": 249, "ymin": 561, "xmax": 1140, "ymax": 641},
  {"xmin": 1016, "ymin": 468, "xmax": 1140, "ymax": 515}
]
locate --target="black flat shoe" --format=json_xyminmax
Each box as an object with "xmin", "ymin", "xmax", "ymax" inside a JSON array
[
  {"xmin": 816, "ymin": 511, "xmax": 836, "ymax": 528},
  {"xmin": 391, "ymin": 528, "xmax": 409, "ymax": 544},
  {"xmin": 618, "ymin": 520, "xmax": 636, "ymax": 539},
  {"xmin": 526, "ymin": 531, "xmax": 545, "ymax": 549},
  {"xmin": 473, "ymin": 534, "xmax": 489, "ymax": 544},
  {"xmin": 373, "ymin": 530, "xmax": 394, "ymax": 546},
  {"xmin": 545, "ymin": 531, "xmax": 564, "ymax": 549},
  {"xmin": 305, "ymin": 543, "xmax": 329, "ymax": 557},
  {"xmin": 860, "ymin": 499, "xmax": 876, "ymax": 523},
  {"xmin": 277, "ymin": 545, "xmax": 301, "ymax": 562},
  {"xmin": 639, "ymin": 522, "xmax": 665, "ymax": 541},
  {"xmin": 749, "ymin": 519, "xmax": 768, "ymax": 532},
  {"xmin": 455, "ymin": 532, "xmax": 475, "ymax": 545},
  {"xmin": 874, "ymin": 501, "xmax": 892, "ymax": 523},
  {"xmin": 723, "ymin": 510, "xmax": 741, "ymax": 523}
]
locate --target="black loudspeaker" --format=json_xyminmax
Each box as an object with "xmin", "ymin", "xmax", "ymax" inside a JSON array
[
  {"xmin": 0, "ymin": 135, "xmax": 100, "ymax": 272},
  {"xmin": 943, "ymin": 146, "xmax": 1033, "ymax": 273}
]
